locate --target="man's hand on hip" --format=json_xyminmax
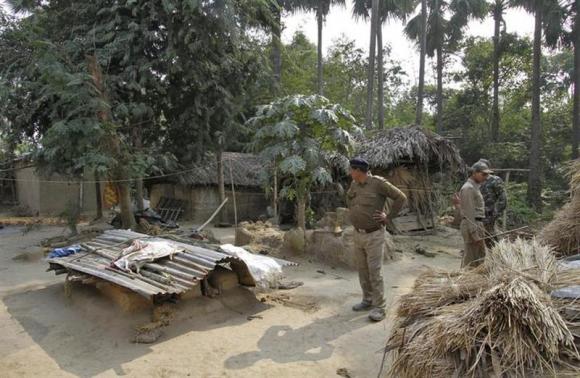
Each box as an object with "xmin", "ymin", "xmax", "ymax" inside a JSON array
[{"xmin": 373, "ymin": 210, "xmax": 388, "ymax": 225}]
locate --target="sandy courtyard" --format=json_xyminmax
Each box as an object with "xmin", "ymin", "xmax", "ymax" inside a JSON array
[{"xmin": 0, "ymin": 225, "xmax": 462, "ymax": 377}]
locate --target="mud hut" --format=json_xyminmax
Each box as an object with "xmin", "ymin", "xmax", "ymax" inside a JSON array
[
  {"xmin": 147, "ymin": 152, "xmax": 269, "ymax": 224},
  {"xmin": 356, "ymin": 125, "xmax": 464, "ymax": 232}
]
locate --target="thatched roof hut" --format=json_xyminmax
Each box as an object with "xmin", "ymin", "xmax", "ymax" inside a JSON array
[
  {"xmin": 356, "ymin": 125, "xmax": 464, "ymax": 172},
  {"xmin": 174, "ymin": 152, "xmax": 263, "ymax": 187},
  {"xmin": 355, "ymin": 126, "xmax": 465, "ymax": 231},
  {"xmin": 147, "ymin": 152, "xmax": 268, "ymax": 223}
]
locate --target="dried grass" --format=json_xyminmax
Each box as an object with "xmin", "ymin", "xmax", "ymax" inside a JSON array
[
  {"xmin": 385, "ymin": 166, "xmax": 434, "ymax": 216},
  {"xmin": 540, "ymin": 159, "xmax": 580, "ymax": 257},
  {"xmin": 387, "ymin": 238, "xmax": 580, "ymax": 378},
  {"xmin": 356, "ymin": 125, "xmax": 464, "ymax": 172},
  {"xmin": 540, "ymin": 203, "xmax": 580, "ymax": 257},
  {"xmin": 486, "ymin": 238, "xmax": 557, "ymax": 286}
]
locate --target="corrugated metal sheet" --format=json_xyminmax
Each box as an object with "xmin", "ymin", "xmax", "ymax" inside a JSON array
[{"xmin": 47, "ymin": 229, "xmax": 297, "ymax": 300}]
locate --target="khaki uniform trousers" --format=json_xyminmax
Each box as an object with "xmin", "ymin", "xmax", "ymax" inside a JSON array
[
  {"xmin": 353, "ymin": 228, "xmax": 386, "ymax": 309},
  {"xmin": 460, "ymin": 220, "xmax": 487, "ymax": 268}
]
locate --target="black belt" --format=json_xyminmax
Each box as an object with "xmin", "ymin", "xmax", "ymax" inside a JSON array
[
  {"xmin": 355, "ymin": 226, "xmax": 382, "ymax": 234},
  {"xmin": 475, "ymin": 217, "xmax": 485, "ymax": 221}
]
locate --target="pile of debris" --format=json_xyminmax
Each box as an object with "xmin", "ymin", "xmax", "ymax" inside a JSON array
[
  {"xmin": 540, "ymin": 159, "xmax": 580, "ymax": 257},
  {"xmin": 46, "ymin": 229, "xmax": 297, "ymax": 304},
  {"xmin": 386, "ymin": 238, "xmax": 580, "ymax": 377},
  {"xmin": 235, "ymin": 221, "xmax": 285, "ymax": 255}
]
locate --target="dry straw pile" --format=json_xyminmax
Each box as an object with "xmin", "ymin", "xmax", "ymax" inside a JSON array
[
  {"xmin": 387, "ymin": 238, "xmax": 580, "ymax": 377},
  {"xmin": 540, "ymin": 159, "xmax": 580, "ymax": 257}
]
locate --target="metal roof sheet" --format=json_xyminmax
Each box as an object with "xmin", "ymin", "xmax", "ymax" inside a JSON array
[{"xmin": 47, "ymin": 229, "xmax": 297, "ymax": 301}]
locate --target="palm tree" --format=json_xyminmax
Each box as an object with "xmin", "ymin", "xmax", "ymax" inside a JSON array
[
  {"xmin": 270, "ymin": 0, "xmax": 310, "ymax": 94},
  {"xmin": 292, "ymin": 0, "xmax": 346, "ymax": 96},
  {"xmin": 405, "ymin": 0, "xmax": 487, "ymax": 133},
  {"xmin": 491, "ymin": 0, "xmax": 507, "ymax": 141},
  {"xmin": 416, "ymin": 0, "xmax": 427, "ymax": 125},
  {"xmin": 511, "ymin": 0, "xmax": 564, "ymax": 211},
  {"xmin": 353, "ymin": 0, "xmax": 416, "ymax": 129}
]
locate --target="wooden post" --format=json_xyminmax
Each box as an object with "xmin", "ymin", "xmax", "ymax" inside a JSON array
[
  {"xmin": 273, "ymin": 166, "xmax": 278, "ymax": 220},
  {"xmin": 95, "ymin": 170, "xmax": 103, "ymax": 219},
  {"xmin": 229, "ymin": 161, "xmax": 238, "ymax": 228},
  {"xmin": 503, "ymin": 170, "xmax": 511, "ymax": 229}
]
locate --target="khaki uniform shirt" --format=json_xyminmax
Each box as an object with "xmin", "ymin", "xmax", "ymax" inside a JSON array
[
  {"xmin": 347, "ymin": 174, "xmax": 407, "ymax": 230},
  {"xmin": 459, "ymin": 178, "xmax": 485, "ymax": 238}
]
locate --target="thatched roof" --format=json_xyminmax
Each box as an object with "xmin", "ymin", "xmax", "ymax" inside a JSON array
[
  {"xmin": 356, "ymin": 125, "xmax": 464, "ymax": 172},
  {"xmin": 173, "ymin": 152, "xmax": 263, "ymax": 187}
]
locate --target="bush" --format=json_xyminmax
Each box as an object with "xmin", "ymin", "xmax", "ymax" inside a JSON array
[{"xmin": 505, "ymin": 182, "xmax": 540, "ymax": 227}]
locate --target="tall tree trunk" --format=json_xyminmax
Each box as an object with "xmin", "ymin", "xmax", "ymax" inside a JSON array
[
  {"xmin": 491, "ymin": 5, "xmax": 502, "ymax": 142},
  {"xmin": 365, "ymin": 0, "xmax": 379, "ymax": 128},
  {"xmin": 415, "ymin": 0, "xmax": 427, "ymax": 126},
  {"xmin": 94, "ymin": 170, "xmax": 103, "ymax": 219},
  {"xmin": 296, "ymin": 196, "xmax": 306, "ymax": 230},
  {"xmin": 116, "ymin": 182, "xmax": 134, "ymax": 229},
  {"xmin": 217, "ymin": 149, "xmax": 226, "ymax": 223},
  {"xmin": 377, "ymin": 20, "xmax": 385, "ymax": 129},
  {"xmin": 573, "ymin": 7, "xmax": 580, "ymax": 160},
  {"xmin": 86, "ymin": 55, "xmax": 135, "ymax": 230},
  {"xmin": 317, "ymin": 4, "xmax": 324, "ymax": 95},
  {"xmin": 527, "ymin": 10, "xmax": 543, "ymax": 211},
  {"xmin": 436, "ymin": 46, "xmax": 444, "ymax": 134},
  {"xmin": 271, "ymin": 3, "xmax": 282, "ymax": 94}
]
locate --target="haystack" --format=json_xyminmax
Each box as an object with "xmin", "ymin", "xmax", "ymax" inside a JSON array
[
  {"xmin": 386, "ymin": 238, "xmax": 580, "ymax": 377},
  {"xmin": 540, "ymin": 160, "xmax": 580, "ymax": 256},
  {"xmin": 355, "ymin": 126, "xmax": 464, "ymax": 231}
]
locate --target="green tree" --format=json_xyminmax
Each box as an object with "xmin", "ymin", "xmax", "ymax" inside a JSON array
[
  {"xmin": 247, "ymin": 94, "xmax": 359, "ymax": 229},
  {"xmin": 1, "ymin": 0, "xmax": 275, "ymax": 228},
  {"xmin": 296, "ymin": 0, "xmax": 346, "ymax": 95},
  {"xmin": 353, "ymin": 0, "xmax": 416, "ymax": 129},
  {"xmin": 511, "ymin": 0, "xmax": 564, "ymax": 211},
  {"xmin": 491, "ymin": 0, "xmax": 508, "ymax": 141},
  {"xmin": 561, "ymin": 0, "xmax": 580, "ymax": 159},
  {"xmin": 405, "ymin": 0, "xmax": 487, "ymax": 133}
]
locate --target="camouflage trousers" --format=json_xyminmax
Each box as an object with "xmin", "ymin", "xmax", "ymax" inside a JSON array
[
  {"xmin": 484, "ymin": 222, "xmax": 497, "ymax": 250},
  {"xmin": 353, "ymin": 228, "xmax": 386, "ymax": 309}
]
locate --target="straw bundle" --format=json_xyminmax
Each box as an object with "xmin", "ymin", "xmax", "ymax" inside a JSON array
[
  {"xmin": 387, "ymin": 238, "xmax": 580, "ymax": 377},
  {"xmin": 485, "ymin": 238, "xmax": 557, "ymax": 285},
  {"xmin": 397, "ymin": 268, "xmax": 488, "ymax": 319},
  {"xmin": 540, "ymin": 159, "xmax": 580, "ymax": 257},
  {"xmin": 540, "ymin": 203, "xmax": 580, "ymax": 257}
]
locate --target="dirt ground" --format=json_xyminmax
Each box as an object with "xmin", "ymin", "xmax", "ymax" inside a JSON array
[{"xmin": 0, "ymin": 224, "xmax": 463, "ymax": 378}]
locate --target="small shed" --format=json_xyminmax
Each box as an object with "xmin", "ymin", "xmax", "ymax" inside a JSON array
[
  {"xmin": 148, "ymin": 152, "xmax": 269, "ymax": 224},
  {"xmin": 357, "ymin": 125, "xmax": 464, "ymax": 232}
]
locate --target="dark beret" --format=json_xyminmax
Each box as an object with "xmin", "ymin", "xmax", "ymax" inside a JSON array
[{"xmin": 349, "ymin": 157, "xmax": 369, "ymax": 170}]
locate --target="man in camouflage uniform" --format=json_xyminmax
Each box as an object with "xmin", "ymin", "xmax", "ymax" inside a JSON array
[
  {"xmin": 346, "ymin": 158, "xmax": 407, "ymax": 322},
  {"xmin": 478, "ymin": 159, "xmax": 507, "ymax": 248}
]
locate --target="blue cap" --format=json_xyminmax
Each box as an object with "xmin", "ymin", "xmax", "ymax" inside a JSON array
[{"xmin": 349, "ymin": 157, "xmax": 369, "ymax": 170}]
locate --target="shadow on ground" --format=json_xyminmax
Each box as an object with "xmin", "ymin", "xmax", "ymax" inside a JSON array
[
  {"xmin": 224, "ymin": 311, "xmax": 370, "ymax": 369},
  {"xmin": 3, "ymin": 283, "xmax": 270, "ymax": 377}
]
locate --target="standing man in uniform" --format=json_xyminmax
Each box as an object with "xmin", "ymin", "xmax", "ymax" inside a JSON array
[
  {"xmin": 478, "ymin": 159, "xmax": 507, "ymax": 248},
  {"xmin": 459, "ymin": 161, "xmax": 490, "ymax": 268},
  {"xmin": 346, "ymin": 158, "xmax": 407, "ymax": 322}
]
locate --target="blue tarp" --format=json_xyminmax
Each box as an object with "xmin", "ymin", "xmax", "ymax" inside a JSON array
[{"xmin": 48, "ymin": 245, "xmax": 82, "ymax": 259}]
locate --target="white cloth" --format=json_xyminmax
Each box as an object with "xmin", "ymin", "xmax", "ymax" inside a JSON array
[
  {"xmin": 219, "ymin": 244, "xmax": 284, "ymax": 290},
  {"xmin": 114, "ymin": 240, "xmax": 182, "ymax": 272}
]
